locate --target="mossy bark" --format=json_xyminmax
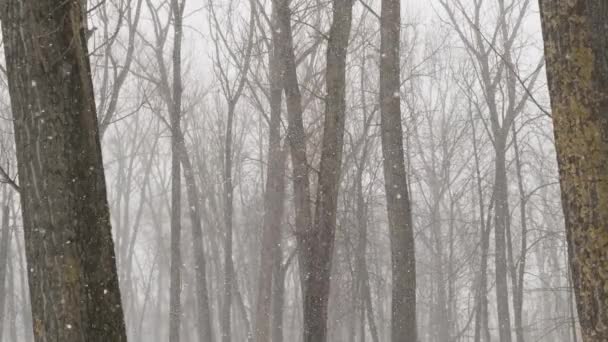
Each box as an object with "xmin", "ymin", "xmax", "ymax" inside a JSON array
[{"xmin": 539, "ymin": 1, "xmax": 608, "ymax": 341}]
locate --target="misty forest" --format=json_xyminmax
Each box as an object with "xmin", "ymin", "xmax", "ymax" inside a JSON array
[{"xmin": 0, "ymin": 0, "xmax": 607, "ymax": 341}]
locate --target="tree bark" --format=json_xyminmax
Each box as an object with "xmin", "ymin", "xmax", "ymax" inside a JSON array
[
  {"xmin": 355, "ymin": 148, "xmax": 379, "ymax": 342},
  {"xmin": 494, "ymin": 142, "xmax": 513, "ymax": 342},
  {"xmin": 379, "ymin": 0, "xmax": 417, "ymax": 339},
  {"xmin": 179, "ymin": 143, "xmax": 215, "ymax": 342},
  {"xmin": 511, "ymin": 123, "xmax": 527, "ymax": 342},
  {"xmin": 274, "ymin": 0, "xmax": 313, "ymax": 296},
  {"xmin": 539, "ymin": 2, "xmax": 608, "ymax": 341},
  {"xmin": 253, "ymin": 7, "xmax": 287, "ymax": 339},
  {"xmin": 302, "ymin": 1, "xmax": 353, "ymax": 340},
  {"xmin": 470, "ymin": 106, "xmax": 492, "ymax": 342},
  {"xmin": 222, "ymin": 101, "xmax": 236, "ymax": 342},
  {"xmin": 169, "ymin": 1, "xmax": 186, "ymax": 341},
  {"xmin": 0, "ymin": 1, "xmax": 127, "ymax": 340},
  {"xmin": 271, "ymin": 251, "xmax": 289, "ymax": 342}
]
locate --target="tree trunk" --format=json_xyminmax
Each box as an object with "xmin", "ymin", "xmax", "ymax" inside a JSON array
[
  {"xmin": 302, "ymin": 1, "xmax": 353, "ymax": 340},
  {"xmin": 271, "ymin": 252, "xmax": 288, "ymax": 342},
  {"xmin": 494, "ymin": 142, "xmax": 513, "ymax": 342},
  {"xmin": 254, "ymin": 10, "xmax": 286, "ymax": 340},
  {"xmin": 539, "ymin": 2, "xmax": 608, "ymax": 341},
  {"xmin": 274, "ymin": 0, "xmax": 313, "ymax": 296},
  {"xmin": 222, "ymin": 102, "xmax": 236, "ymax": 342},
  {"xmin": 470, "ymin": 106, "xmax": 492, "ymax": 342},
  {"xmin": 169, "ymin": 1, "xmax": 186, "ymax": 341},
  {"xmin": 355, "ymin": 152, "xmax": 379, "ymax": 342},
  {"xmin": 0, "ymin": 1, "xmax": 127, "ymax": 340},
  {"xmin": 511, "ymin": 123, "xmax": 527, "ymax": 342},
  {"xmin": 379, "ymin": 0, "xmax": 417, "ymax": 339},
  {"xmin": 180, "ymin": 143, "xmax": 215, "ymax": 342}
]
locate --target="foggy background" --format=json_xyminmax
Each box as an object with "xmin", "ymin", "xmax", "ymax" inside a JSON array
[{"xmin": 0, "ymin": 0, "xmax": 574, "ymax": 341}]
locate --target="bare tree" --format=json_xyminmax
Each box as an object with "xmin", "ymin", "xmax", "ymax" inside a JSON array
[
  {"xmin": 301, "ymin": 0, "xmax": 354, "ymax": 340},
  {"xmin": 379, "ymin": 0, "xmax": 417, "ymax": 339},
  {"xmin": 208, "ymin": 0, "xmax": 256, "ymax": 339},
  {"xmin": 168, "ymin": 1, "xmax": 186, "ymax": 341},
  {"xmin": 96, "ymin": 0, "xmax": 144, "ymax": 138},
  {"xmin": 438, "ymin": 1, "xmax": 542, "ymax": 340},
  {"xmin": 253, "ymin": 4, "xmax": 288, "ymax": 340}
]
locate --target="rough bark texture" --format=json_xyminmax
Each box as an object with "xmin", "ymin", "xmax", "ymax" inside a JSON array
[
  {"xmin": 0, "ymin": 1, "xmax": 127, "ymax": 341},
  {"xmin": 539, "ymin": 1, "xmax": 608, "ymax": 341},
  {"xmin": 379, "ymin": 0, "xmax": 417, "ymax": 339}
]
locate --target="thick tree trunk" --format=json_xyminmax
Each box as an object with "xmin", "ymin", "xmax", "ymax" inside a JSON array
[
  {"xmin": 539, "ymin": 2, "xmax": 608, "ymax": 341},
  {"xmin": 0, "ymin": 1, "xmax": 127, "ymax": 341},
  {"xmin": 379, "ymin": 0, "xmax": 417, "ymax": 339}
]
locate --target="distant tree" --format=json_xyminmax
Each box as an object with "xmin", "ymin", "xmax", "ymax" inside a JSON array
[
  {"xmin": 378, "ymin": 0, "xmax": 417, "ymax": 339},
  {"xmin": 168, "ymin": 0, "xmax": 186, "ymax": 341},
  {"xmin": 208, "ymin": 0, "xmax": 256, "ymax": 338},
  {"xmin": 0, "ymin": 188, "xmax": 12, "ymax": 339},
  {"xmin": 253, "ymin": 4, "xmax": 287, "ymax": 341},
  {"xmin": 302, "ymin": 0, "xmax": 354, "ymax": 340}
]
